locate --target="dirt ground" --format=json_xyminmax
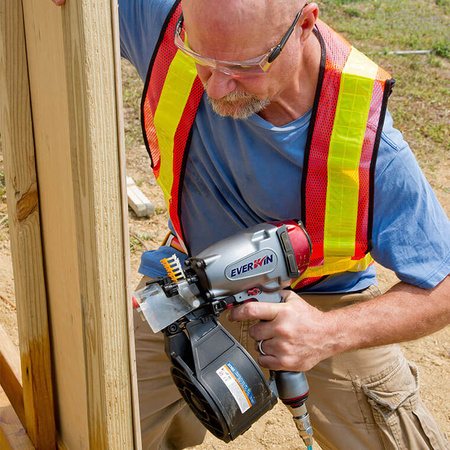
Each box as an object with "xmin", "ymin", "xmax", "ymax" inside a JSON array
[{"xmin": 0, "ymin": 58, "xmax": 449, "ymax": 448}]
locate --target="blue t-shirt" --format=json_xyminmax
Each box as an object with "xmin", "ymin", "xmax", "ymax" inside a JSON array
[{"xmin": 119, "ymin": 0, "xmax": 450, "ymax": 292}]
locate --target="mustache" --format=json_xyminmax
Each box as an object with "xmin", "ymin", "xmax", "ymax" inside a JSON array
[
  {"xmin": 202, "ymin": 83, "xmax": 260, "ymax": 103},
  {"xmin": 202, "ymin": 82, "xmax": 270, "ymax": 119},
  {"xmin": 214, "ymin": 91, "xmax": 259, "ymax": 104}
]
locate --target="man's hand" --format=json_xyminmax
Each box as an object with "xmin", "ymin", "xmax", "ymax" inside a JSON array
[
  {"xmin": 52, "ymin": 0, "xmax": 65, "ymax": 5},
  {"xmin": 228, "ymin": 276, "xmax": 450, "ymax": 373},
  {"xmin": 228, "ymin": 291, "xmax": 341, "ymax": 372}
]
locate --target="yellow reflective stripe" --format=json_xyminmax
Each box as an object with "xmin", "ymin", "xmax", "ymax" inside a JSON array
[
  {"xmin": 153, "ymin": 50, "xmax": 198, "ymax": 200},
  {"xmin": 291, "ymin": 48, "xmax": 379, "ymax": 288},
  {"xmin": 324, "ymin": 47, "xmax": 378, "ymax": 258},
  {"xmin": 290, "ymin": 253, "xmax": 373, "ymax": 289}
]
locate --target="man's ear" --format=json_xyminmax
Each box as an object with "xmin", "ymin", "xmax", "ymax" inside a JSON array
[{"xmin": 299, "ymin": 3, "xmax": 319, "ymax": 43}]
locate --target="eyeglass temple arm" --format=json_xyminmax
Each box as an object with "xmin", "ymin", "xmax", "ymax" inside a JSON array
[{"xmin": 267, "ymin": 6, "xmax": 306, "ymax": 64}]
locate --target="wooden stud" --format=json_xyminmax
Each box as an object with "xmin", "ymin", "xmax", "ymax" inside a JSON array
[
  {"xmin": 0, "ymin": 324, "xmax": 24, "ymax": 427},
  {"xmin": 1, "ymin": 0, "xmax": 137, "ymax": 446},
  {"xmin": 0, "ymin": 0, "xmax": 56, "ymax": 447},
  {"xmin": 110, "ymin": 0, "xmax": 143, "ymax": 444},
  {"xmin": 60, "ymin": 0, "xmax": 135, "ymax": 445},
  {"xmin": 0, "ymin": 427, "xmax": 12, "ymax": 450},
  {"xmin": 19, "ymin": 0, "xmax": 136, "ymax": 447},
  {"xmin": 0, "ymin": 387, "xmax": 34, "ymax": 450}
]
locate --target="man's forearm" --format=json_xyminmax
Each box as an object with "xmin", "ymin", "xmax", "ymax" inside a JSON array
[{"xmin": 329, "ymin": 276, "xmax": 450, "ymax": 354}]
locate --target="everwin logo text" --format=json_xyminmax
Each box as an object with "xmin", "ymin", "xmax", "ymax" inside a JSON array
[{"xmin": 229, "ymin": 252, "xmax": 276, "ymax": 279}]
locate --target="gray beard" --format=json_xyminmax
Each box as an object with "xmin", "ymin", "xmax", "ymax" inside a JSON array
[{"xmin": 205, "ymin": 89, "xmax": 270, "ymax": 119}]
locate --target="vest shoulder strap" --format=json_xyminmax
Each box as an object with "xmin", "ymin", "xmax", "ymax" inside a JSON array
[{"xmin": 296, "ymin": 20, "xmax": 394, "ymax": 289}]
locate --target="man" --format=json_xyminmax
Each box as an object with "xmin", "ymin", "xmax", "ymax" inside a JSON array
[{"xmin": 54, "ymin": 0, "xmax": 450, "ymax": 448}]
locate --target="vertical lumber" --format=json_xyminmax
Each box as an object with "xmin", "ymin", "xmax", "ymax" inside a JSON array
[
  {"xmin": 21, "ymin": 0, "xmax": 89, "ymax": 445},
  {"xmin": 20, "ymin": 0, "xmax": 135, "ymax": 447},
  {"xmin": 2, "ymin": 0, "xmax": 135, "ymax": 446},
  {"xmin": 0, "ymin": 1, "xmax": 56, "ymax": 448},
  {"xmin": 110, "ymin": 0, "xmax": 143, "ymax": 445},
  {"xmin": 60, "ymin": 0, "xmax": 134, "ymax": 445}
]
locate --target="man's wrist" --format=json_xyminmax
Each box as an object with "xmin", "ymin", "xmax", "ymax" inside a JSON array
[{"xmin": 321, "ymin": 308, "xmax": 354, "ymax": 357}]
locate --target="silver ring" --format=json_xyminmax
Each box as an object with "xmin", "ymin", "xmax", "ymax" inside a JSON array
[{"xmin": 258, "ymin": 340, "xmax": 267, "ymax": 356}]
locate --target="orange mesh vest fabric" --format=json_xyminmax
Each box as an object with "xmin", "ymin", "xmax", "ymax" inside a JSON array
[
  {"xmin": 141, "ymin": 0, "xmax": 203, "ymax": 243},
  {"xmin": 141, "ymin": 6, "xmax": 394, "ymax": 289},
  {"xmin": 296, "ymin": 21, "xmax": 393, "ymax": 289}
]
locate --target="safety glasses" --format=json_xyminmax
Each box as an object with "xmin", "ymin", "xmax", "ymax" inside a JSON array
[{"xmin": 174, "ymin": 4, "xmax": 307, "ymax": 77}]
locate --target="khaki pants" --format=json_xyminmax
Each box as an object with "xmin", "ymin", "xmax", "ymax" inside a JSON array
[{"xmin": 134, "ymin": 280, "xmax": 449, "ymax": 449}]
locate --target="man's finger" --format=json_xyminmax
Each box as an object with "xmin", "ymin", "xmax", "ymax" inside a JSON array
[
  {"xmin": 248, "ymin": 322, "xmax": 274, "ymax": 342},
  {"xmin": 256, "ymin": 354, "xmax": 283, "ymax": 370},
  {"xmin": 52, "ymin": 0, "xmax": 66, "ymax": 5},
  {"xmin": 228, "ymin": 301, "xmax": 280, "ymax": 322}
]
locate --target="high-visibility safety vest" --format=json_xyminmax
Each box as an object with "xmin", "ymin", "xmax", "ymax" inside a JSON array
[{"xmin": 141, "ymin": 0, "xmax": 394, "ymax": 289}]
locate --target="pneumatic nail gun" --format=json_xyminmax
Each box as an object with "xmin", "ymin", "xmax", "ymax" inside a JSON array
[{"xmin": 133, "ymin": 220, "xmax": 314, "ymax": 447}]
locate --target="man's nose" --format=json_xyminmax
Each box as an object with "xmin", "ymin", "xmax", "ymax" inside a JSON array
[{"xmin": 197, "ymin": 65, "xmax": 237, "ymax": 99}]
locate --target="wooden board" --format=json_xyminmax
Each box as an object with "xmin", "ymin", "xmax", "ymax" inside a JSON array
[
  {"xmin": 0, "ymin": 386, "xmax": 34, "ymax": 450},
  {"xmin": 19, "ymin": 0, "xmax": 89, "ymax": 445},
  {"xmin": 0, "ymin": 0, "xmax": 56, "ymax": 447},
  {"xmin": 0, "ymin": 324, "xmax": 24, "ymax": 427},
  {"xmin": 127, "ymin": 177, "xmax": 156, "ymax": 217},
  {"xmin": 110, "ymin": 0, "xmax": 142, "ymax": 444},
  {"xmin": 20, "ymin": 0, "xmax": 135, "ymax": 447}
]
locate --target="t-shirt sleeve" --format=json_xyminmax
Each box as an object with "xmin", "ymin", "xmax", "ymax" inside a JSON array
[
  {"xmin": 118, "ymin": 0, "xmax": 175, "ymax": 81},
  {"xmin": 371, "ymin": 112, "xmax": 450, "ymax": 289}
]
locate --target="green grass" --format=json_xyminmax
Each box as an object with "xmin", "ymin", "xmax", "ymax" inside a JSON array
[
  {"xmin": 318, "ymin": 0, "xmax": 450, "ymax": 173},
  {"xmin": 129, "ymin": 229, "xmax": 162, "ymax": 252},
  {"xmin": 319, "ymin": 0, "xmax": 450, "ymax": 53},
  {"xmin": 0, "ymin": 171, "xmax": 5, "ymax": 200},
  {"xmin": 434, "ymin": 40, "xmax": 450, "ymax": 58},
  {"xmin": 129, "ymin": 233, "xmax": 147, "ymax": 252}
]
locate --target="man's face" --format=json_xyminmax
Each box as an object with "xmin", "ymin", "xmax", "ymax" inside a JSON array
[{"xmin": 182, "ymin": 0, "xmax": 302, "ymax": 119}]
